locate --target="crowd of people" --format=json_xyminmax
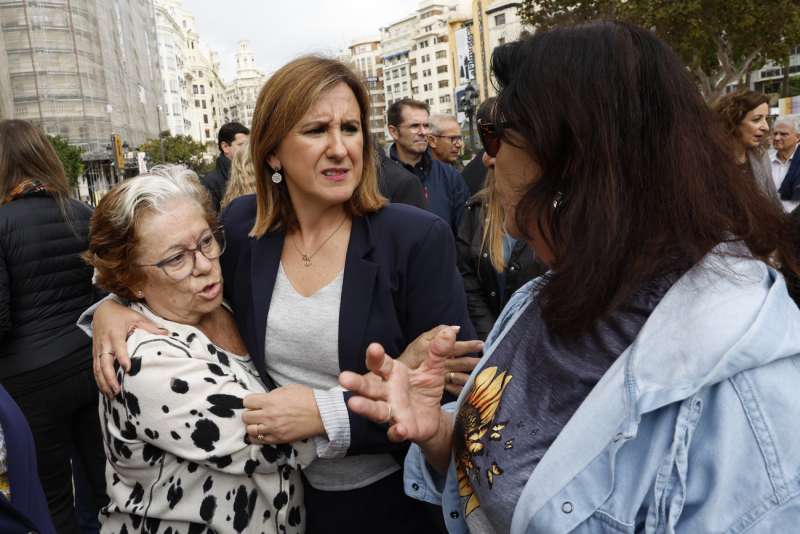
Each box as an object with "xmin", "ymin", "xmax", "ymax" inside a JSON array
[{"xmin": 1, "ymin": 19, "xmax": 800, "ymax": 534}]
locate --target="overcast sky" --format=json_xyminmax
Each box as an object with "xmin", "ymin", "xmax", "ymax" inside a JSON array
[{"xmin": 183, "ymin": 0, "xmax": 421, "ymax": 82}]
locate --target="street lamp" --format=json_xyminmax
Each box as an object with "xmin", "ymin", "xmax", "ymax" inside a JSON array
[{"xmin": 459, "ymin": 81, "xmax": 479, "ymax": 153}]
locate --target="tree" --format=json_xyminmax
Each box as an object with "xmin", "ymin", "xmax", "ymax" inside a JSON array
[
  {"xmin": 139, "ymin": 131, "xmax": 208, "ymax": 172},
  {"xmin": 519, "ymin": 0, "xmax": 800, "ymax": 103},
  {"xmin": 48, "ymin": 135, "xmax": 84, "ymax": 189}
]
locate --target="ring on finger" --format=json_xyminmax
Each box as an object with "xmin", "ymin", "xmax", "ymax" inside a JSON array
[
  {"xmin": 98, "ymin": 351, "xmax": 115, "ymax": 358},
  {"xmin": 257, "ymin": 433, "xmax": 265, "ymax": 441},
  {"xmin": 446, "ymin": 372, "xmax": 454, "ymax": 384},
  {"xmin": 382, "ymin": 403, "xmax": 393, "ymax": 424}
]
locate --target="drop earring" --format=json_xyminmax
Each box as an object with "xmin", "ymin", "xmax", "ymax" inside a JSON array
[{"xmin": 271, "ymin": 170, "xmax": 283, "ymax": 184}]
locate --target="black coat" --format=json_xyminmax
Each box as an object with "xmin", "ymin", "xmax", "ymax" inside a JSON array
[
  {"xmin": 201, "ymin": 154, "xmax": 231, "ymax": 213},
  {"xmin": 220, "ymin": 197, "xmax": 475, "ymax": 454},
  {"xmin": 0, "ymin": 194, "xmax": 95, "ymax": 378},
  {"xmin": 456, "ymin": 197, "xmax": 547, "ymax": 340},
  {"xmin": 377, "ymin": 151, "xmax": 426, "ymax": 209},
  {"xmin": 461, "ymin": 151, "xmax": 488, "ymax": 197}
]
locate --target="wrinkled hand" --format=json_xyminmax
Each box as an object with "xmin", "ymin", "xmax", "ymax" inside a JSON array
[
  {"xmin": 92, "ymin": 299, "xmax": 164, "ymax": 397},
  {"xmin": 243, "ymin": 384, "xmax": 325, "ymax": 444},
  {"xmin": 339, "ymin": 326, "xmax": 458, "ymax": 444},
  {"xmin": 396, "ymin": 325, "xmax": 483, "ymax": 397}
]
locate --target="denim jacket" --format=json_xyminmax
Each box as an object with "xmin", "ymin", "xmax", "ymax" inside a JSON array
[{"xmin": 405, "ymin": 248, "xmax": 800, "ymax": 533}]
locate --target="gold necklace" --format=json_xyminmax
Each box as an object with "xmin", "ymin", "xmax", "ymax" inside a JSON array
[{"xmin": 292, "ymin": 216, "xmax": 348, "ymax": 267}]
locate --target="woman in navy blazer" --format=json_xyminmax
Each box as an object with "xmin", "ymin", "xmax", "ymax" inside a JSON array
[{"xmin": 90, "ymin": 56, "xmax": 478, "ymax": 533}]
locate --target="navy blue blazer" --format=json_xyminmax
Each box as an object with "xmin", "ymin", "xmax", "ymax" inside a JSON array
[
  {"xmin": 778, "ymin": 150, "xmax": 800, "ymax": 201},
  {"xmin": 0, "ymin": 385, "xmax": 55, "ymax": 534},
  {"xmin": 220, "ymin": 197, "xmax": 476, "ymax": 455}
]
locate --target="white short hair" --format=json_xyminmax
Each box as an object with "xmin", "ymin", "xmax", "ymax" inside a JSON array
[
  {"xmin": 429, "ymin": 114, "xmax": 460, "ymax": 136},
  {"xmin": 774, "ymin": 116, "xmax": 799, "ymax": 132},
  {"xmin": 107, "ymin": 164, "xmax": 211, "ymax": 232}
]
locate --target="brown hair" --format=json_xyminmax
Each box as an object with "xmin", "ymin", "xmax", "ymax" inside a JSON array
[
  {"xmin": 221, "ymin": 141, "xmax": 256, "ymax": 211},
  {"xmin": 84, "ymin": 166, "xmax": 216, "ymax": 301},
  {"xmin": 713, "ymin": 90, "xmax": 771, "ymax": 153},
  {"xmin": 386, "ymin": 98, "xmax": 430, "ymax": 128},
  {"xmin": 492, "ymin": 23, "xmax": 798, "ymax": 337},
  {"xmin": 249, "ymin": 56, "xmax": 384, "ymax": 237},
  {"xmin": 0, "ymin": 119, "xmax": 72, "ymax": 220}
]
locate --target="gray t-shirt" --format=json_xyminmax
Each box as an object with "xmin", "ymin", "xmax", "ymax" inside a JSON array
[{"xmin": 454, "ymin": 276, "xmax": 675, "ymax": 533}]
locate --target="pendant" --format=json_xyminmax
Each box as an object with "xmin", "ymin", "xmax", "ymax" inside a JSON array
[{"xmin": 302, "ymin": 254, "xmax": 312, "ymax": 267}]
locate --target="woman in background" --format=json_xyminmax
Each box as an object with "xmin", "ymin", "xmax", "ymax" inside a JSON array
[
  {"xmin": 221, "ymin": 141, "xmax": 257, "ymax": 212},
  {"xmin": 0, "ymin": 119, "xmax": 106, "ymax": 533},
  {"xmin": 714, "ymin": 90, "xmax": 780, "ymax": 201}
]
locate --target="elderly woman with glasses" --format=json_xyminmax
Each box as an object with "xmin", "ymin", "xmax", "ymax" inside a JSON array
[{"xmin": 83, "ymin": 166, "xmax": 314, "ymax": 534}]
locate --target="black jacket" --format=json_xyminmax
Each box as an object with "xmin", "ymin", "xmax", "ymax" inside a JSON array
[
  {"xmin": 461, "ymin": 151, "xmax": 488, "ymax": 197},
  {"xmin": 377, "ymin": 151, "xmax": 426, "ymax": 209},
  {"xmin": 456, "ymin": 197, "xmax": 547, "ymax": 340},
  {"xmin": 201, "ymin": 154, "xmax": 231, "ymax": 213},
  {"xmin": 221, "ymin": 197, "xmax": 475, "ymax": 454},
  {"xmin": 0, "ymin": 194, "xmax": 95, "ymax": 378}
]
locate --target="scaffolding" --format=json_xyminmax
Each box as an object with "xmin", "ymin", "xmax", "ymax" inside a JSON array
[{"xmin": 0, "ymin": 0, "xmax": 163, "ymax": 153}]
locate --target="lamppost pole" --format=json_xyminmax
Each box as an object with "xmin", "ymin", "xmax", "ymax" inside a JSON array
[{"xmin": 460, "ymin": 81, "xmax": 479, "ymax": 153}]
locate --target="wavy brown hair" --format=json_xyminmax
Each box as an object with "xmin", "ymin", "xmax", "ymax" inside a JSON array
[
  {"xmin": 713, "ymin": 90, "xmax": 770, "ymax": 155},
  {"xmin": 492, "ymin": 22, "xmax": 797, "ymax": 337},
  {"xmin": 248, "ymin": 56, "xmax": 384, "ymax": 237}
]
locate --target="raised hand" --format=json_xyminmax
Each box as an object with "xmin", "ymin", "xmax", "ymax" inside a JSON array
[
  {"xmin": 340, "ymin": 326, "xmax": 458, "ymax": 444},
  {"xmin": 397, "ymin": 325, "xmax": 483, "ymax": 397}
]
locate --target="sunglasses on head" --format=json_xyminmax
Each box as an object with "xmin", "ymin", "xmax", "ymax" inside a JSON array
[{"xmin": 477, "ymin": 119, "xmax": 511, "ymax": 157}]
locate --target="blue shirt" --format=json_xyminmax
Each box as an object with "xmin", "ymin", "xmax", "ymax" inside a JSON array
[
  {"xmin": 389, "ymin": 145, "xmax": 470, "ymax": 235},
  {"xmin": 405, "ymin": 245, "xmax": 800, "ymax": 533}
]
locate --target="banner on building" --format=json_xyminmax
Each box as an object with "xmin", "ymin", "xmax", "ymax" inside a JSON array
[{"xmin": 455, "ymin": 23, "xmax": 477, "ymax": 122}]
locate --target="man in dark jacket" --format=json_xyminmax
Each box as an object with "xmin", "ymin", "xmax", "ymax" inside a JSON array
[
  {"xmin": 201, "ymin": 122, "xmax": 249, "ymax": 212},
  {"xmin": 377, "ymin": 149, "xmax": 425, "ymax": 209},
  {"xmin": 387, "ymin": 99, "xmax": 470, "ymax": 234}
]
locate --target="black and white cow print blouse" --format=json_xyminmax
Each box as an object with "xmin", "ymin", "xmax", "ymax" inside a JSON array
[{"xmin": 99, "ymin": 303, "xmax": 315, "ymax": 534}]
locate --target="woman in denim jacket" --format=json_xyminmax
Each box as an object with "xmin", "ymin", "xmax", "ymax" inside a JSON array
[{"xmin": 341, "ymin": 22, "xmax": 800, "ymax": 533}]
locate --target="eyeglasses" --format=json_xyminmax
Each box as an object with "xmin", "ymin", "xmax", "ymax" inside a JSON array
[
  {"xmin": 477, "ymin": 119, "xmax": 506, "ymax": 157},
  {"xmin": 431, "ymin": 134, "xmax": 464, "ymax": 145},
  {"xmin": 137, "ymin": 227, "xmax": 226, "ymax": 281}
]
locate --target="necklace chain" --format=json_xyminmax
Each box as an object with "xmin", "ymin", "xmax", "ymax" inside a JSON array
[{"xmin": 292, "ymin": 216, "xmax": 348, "ymax": 267}]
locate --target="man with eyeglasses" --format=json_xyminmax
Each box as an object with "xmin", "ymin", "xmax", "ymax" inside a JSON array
[
  {"xmin": 428, "ymin": 114, "xmax": 464, "ymax": 168},
  {"xmin": 386, "ymin": 99, "xmax": 470, "ymax": 235}
]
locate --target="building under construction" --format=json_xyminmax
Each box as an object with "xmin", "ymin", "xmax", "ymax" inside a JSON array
[{"xmin": 0, "ymin": 0, "xmax": 164, "ymax": 197}]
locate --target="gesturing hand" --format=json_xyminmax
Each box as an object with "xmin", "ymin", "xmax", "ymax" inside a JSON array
[{"xmin": 339, "ymin": 326, "xmax": 458, "ymax": 444}]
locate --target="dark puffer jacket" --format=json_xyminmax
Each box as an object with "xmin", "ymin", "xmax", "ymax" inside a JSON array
[
  {"xmin": 0, "ymin": 194, "xmax": 95, "ymax": 378},
  {"xmin": 456, "ymin": 197, "xmax": 547, "ymax": 340}
]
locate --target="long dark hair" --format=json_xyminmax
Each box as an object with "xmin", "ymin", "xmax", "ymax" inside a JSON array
[{"xmin": 492, "ymin": 22, "xmax": 796, "ymax": 337}]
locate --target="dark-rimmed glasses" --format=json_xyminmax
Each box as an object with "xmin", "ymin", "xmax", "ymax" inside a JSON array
[
  {"xmin": 431, "ymin": 134, "xmax": 464, "ymax": 145},
  {"xmin": 137, "ymin": 226, "xmax": 226, "ymax": 281},
  {"xmin": 477, "ymin": 119, "xmax": 514, "ymax": 157}
]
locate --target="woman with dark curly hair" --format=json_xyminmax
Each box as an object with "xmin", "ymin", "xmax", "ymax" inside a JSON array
[
  {"xmin": 342, "ymin": 23, "xmax": 800, "ymax": 533},
  {"xmin": 714, "ymin": 90, "xmax": 780, "ymax": 201}
]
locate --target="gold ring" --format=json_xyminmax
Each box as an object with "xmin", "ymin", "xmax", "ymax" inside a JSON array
[
  {"xmin": 98, "ymin": 352, "xmax": 114, "ymax": 358},
  {"xmin": 257, "ymin": 433, "xmax": 265, "ymax": 441},
  {"xmin": 447, "ymin": 372, "xmax": 454, "ymax": 384},
  {"xmin": 382, "ymin": 403, "xmax": 393, "ymax": 424}
]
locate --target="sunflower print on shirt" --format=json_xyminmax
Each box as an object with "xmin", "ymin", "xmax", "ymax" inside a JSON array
[{"xmin": 453, "ymin": 366, "xmax": 513, "ymax": 517}]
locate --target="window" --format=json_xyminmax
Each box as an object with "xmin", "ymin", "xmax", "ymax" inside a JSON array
[
  {"xmin": 200, "ymin": 85, "xmax": 205, "ymax": 94},
  {"xmin": 203, "ymin": 114, "xmax": 208, "ymax": 124},
  {"xmin": 439, "ymin": 94, "xmax": 451, "ymax": 104},
  {"xmin": 192, "ymin": 84, "xmax": 198, "ymax": 94},
  {"xmin": 437, "ymin": 65, "xmax": 448, "ymax": 74},
  {"xmin": 202, "ymin": 100, "xmax": 207, "ymax": 109},
  {"xmin": 436, "ymin": 50, "xmax": 447, "ymax": 59},
  {"xmin": 438, "ymin": 80, "xmax": 449, "ymax": 88},
  {"xmin": 402, "ymin": 81, "xmax": 408, "ymax": 91},
  {"xmin": 194, "ymin": 99, "xmax": 200, "ymax": 107},
  {"xmin": 394, "ymin": 83, "xmax": 400, "ymax": 92},
  {"xmin": 424, "ymin": 83, "xmax": 432, "ymax": 91},
  {"xmin": 423, "ymin": 69, "xmax": 431, "ymax": 77},
  {"xmin": 205, "ymin": 129, "xmax": 210, "ymax": 138},
  {"xmin": 495, "ymin": 13, "xmax": 506, "ymax": 26},
  {"xmin": 198, "ymin": 71, "xmax": 204, "ymax": 78}
]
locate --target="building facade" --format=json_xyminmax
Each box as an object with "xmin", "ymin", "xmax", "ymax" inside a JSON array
[
  {"xmin": 224, "ymin": 40, "xmax": 266, "ymax": 128},
  {"xmin": 380, "ymin": 14, "xmax": 416, "ymax": 109},
  {"xmin": 154, "ymin": 0, "xmax": 193, "ymax": 137},
  {"xmin": 182, "ymin": 15, "xmax": 227, "ymax": 148},
  {"xmin": 0, "ymin": 0, "xmax": 163, "ymax": 155},
  {"xmin": 348, "ymin": 38, "xmax": 386, "ymax": 143}
]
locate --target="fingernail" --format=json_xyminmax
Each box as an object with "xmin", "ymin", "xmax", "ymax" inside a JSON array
[{"xmin": 450, "ymin": 326, "xmax": 461, "ymax": 333}]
